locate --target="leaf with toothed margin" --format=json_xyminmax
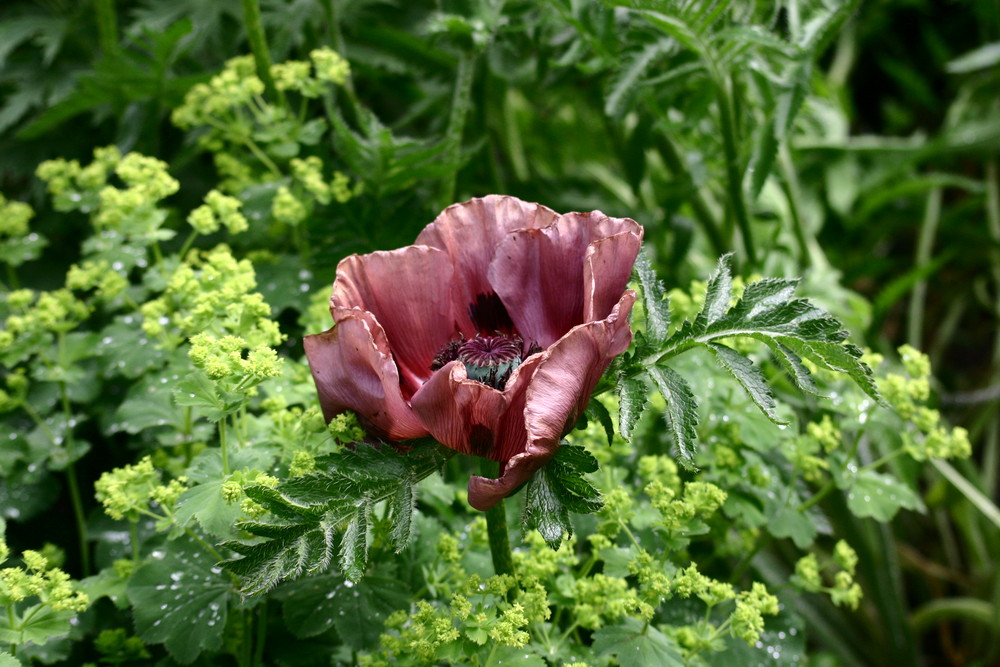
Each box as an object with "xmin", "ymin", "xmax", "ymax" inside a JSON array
[
  {"xmin": 521, "ymin": 445, "xmax": 602, "ymax": 548},
  {"xmin": 646, "ymin": 365, "xmax": 699, "ymax": 468},
  {"xmin": 706, "ymin": 342, "xmax": 785, "ymax": 424},
  {"xmin": 126, "ymin": 536, "xmax": 232, "ymax": 664},
  {"xmin": 585, "ymin": 398, "xmax": 616, "ymax": 447},
  {"xmin": 635, "ymin": 247, "xmax": 671, "ymax": 345},
  {"xmin": 617, "ymin": 372, "xmax": 648, "ymax": 442},
  {"xmin": 219, "ymin": 440, "xmax": 452, "ymax": 594}
]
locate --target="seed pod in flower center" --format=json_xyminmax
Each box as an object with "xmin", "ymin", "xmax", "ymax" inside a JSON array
[{"xmin": 457, "ymin": 335, "xmax": 522, "ymax": 389}]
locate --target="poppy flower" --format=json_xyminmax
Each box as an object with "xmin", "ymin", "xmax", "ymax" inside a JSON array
[{"xmin": 303, "ymin": 195, "xmax": 642, "ymax": 510}]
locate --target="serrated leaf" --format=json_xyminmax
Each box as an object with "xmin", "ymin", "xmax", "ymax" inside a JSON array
[
  {"xmin": 221, "ymin": 441, "xmax": 450, "ymax": 594},
  {"xmin": 339, "ymin": 498, "xmax": 371, "ymax": 582},
  {"xmin": 585, "ymin": 398, "xmax": 616, "ymax": 447},
  {"xmin": 768, "ymin": 506, "xmax": 818, "ymax": 549},
  {"xmin": 0, "ymin": 605, "xmax": 75, "ymax": 647},
  {"xmin": 0, "ymin": 651, "xmax": 22, "ymax": 667},
  {"xmin": 635, "ymin": 247, "xmax": 670, "ymax": 345},
  {"xmin": 277, "ymin": 573, "xmax": 409, "ymax": 649},
  {"xmin": 617, "ymin": 372, "xmax": 648, "ymax": 441},
  {"xmin": 646, "ymin": 366, "xmax": 699, "ymax": 467},
  {"xmin": 172, "ymin": 480, "xmax": 244, "ymax": 539},
  {"xmin": 698, "ymin": 253, "xmax": 734, "ymax": 330},
  {"xmin": 521, "ymin": 466, "xmax": 571, "ymax": 549},
  {"xmin": 605, "ymin": 40, "xmax": 670, "ymax": 119},
  {"xmin": 593, "ymin": 616, "xmax": 683, "ymax": 667},
  {"xmin": 707, "ymin": 343, "xmax": 785, "ymax": 424},
  {"xmin": 846, "ymin": 470, "xmax": 924, "ymax": 522},
  {"xmin": 127, "ymin": 537, "xmax": 231, "ymax": 664}
]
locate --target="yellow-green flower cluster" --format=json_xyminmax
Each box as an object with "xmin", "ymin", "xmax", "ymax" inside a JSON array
[
  {"xmin": 141, "ymin": 245, "xmax": 283, "ymax": 351},
  {"xmin": 792, "ymin": 540, "xmax": 862, "ymax": 610},
  {"xmin": 36, "ymin": 145, "xmax": 121, "ymax": 209},
  {"xmin": 0, "ymin": 192, "xmax": 33, "ymax": 237},
  {"xmin": 371, "ymin": 601, "xmax": 461, "ymax": 665},
  {"xmin": 94, "ymin": 456, "xmax": 188, "ymax": 521},
  {"xmin": 871, "ymin": 345, "xmax": 971, "ymax": 461},
  {"xmin": 512, "ymin": 529, "xmax": 578, "ymax": 582},
  {"xmin": 0, "ymin": 370, "xmax": 28, "ymax": 413},
  {"xmin": 646, "ymin": 478, "xmax": 727, "ymax": 533},
  {"xmin": 671, "ymin": 562, "xmax": 735, "ymax": 607},
  {"xmin": 573, "ymin": 573, "xmax": 654, "ymax": 630},
  {"xmin": 93, "ymin": 153, "xmax": 180, "ymax": 229},
  {"xmin": 731, "ymin": 582, "xmax": 780, "ymax": 644},
  {"xmin": 0, "ymin": 549, "xmax": 89, "ymax": 613},
  {"xmin": 2, "ymin": 288, "xmax": 91, "ymax": 344},
  {"xmin": 310, "ymin": 47, "xmax": 351, "ymax": 84},
  {"xmin": 187, "ymin": 190, "xmax": 249, "ymax": 236},
  {"xmin": 66, "ymin": 259, "xmax": 128, "ymax": 301},
  {"xmin": 188, "ymin": 332, "xmax": 283, "ymax": 386},
  {"xmin": 289, "ymin": 156, "xmax": 354, "ymax": 206},
  {"xmin": 271, "ymin": 185, "xmax": 308, "ymax": 226},
  {"xmin": 172, "ymin": 55, "xmax": 264, "ymax": 130},
  {"xmin": 628, "ymin": 549, "xmax": 673, "ymax": 604}
]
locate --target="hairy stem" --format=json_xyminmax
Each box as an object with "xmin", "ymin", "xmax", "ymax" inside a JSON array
[
  {"xmin": 440, "ymin": 49, "xmax": 477, "ymax": 208},
  {"xmin": 240, "ymin": 0, "xmax": 282, "ymax": 104},
  {"xmin": 480, "ymin": 460, "xmax": 515, "ymax": 579},
  {"xmin": 907, "ymin": 187, "xmax": 942, "ymax": 348},
  {"xmin": 715, "ymin": 74, "xmax": 756, "ymax": 267}
]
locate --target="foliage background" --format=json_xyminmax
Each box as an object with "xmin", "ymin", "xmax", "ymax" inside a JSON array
[{"xmin": 0, "ymin": 0, "xmax": 998, "ymax": 665}]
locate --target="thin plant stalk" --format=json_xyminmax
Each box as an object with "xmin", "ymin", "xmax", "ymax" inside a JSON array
[
  {"xmin": 240, "ymin": 0, "xmax": 282, "ymax": 104},
  {"xmin": 440, "ymin": 49, "xmax": 477, "ymax": 209},
  {"xmin": 94, "ymin": 0, "xmax": 118, "ymax": 55},
  {"xmin": 907, "ymin": 187, "xmax": 942, "ymax": 348},
  {"xmin": 714, "ymin": 74, "xmax": 757, "ymax": 267},
  {"xmin": 479, "ymin": 460, "xmax": 515, "ymax": 579}
]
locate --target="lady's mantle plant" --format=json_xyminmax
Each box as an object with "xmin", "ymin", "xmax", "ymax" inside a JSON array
[{"xmin": 303, "ymin": 194, "xmax": 643, "ymax": 510}]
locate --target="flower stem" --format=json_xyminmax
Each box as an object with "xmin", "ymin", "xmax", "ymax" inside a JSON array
[
  {"xmin": 94, "ymin": 0, "xmax": 118, "ymax": 56},
  {"xmin": 240, "ymin": 0, "xmax": 282, "ymax": 105},
  {"xmin": 440, "ymin": 49, "xmax": 477, "ymax": 208},
  {"xmin": 479, "ymin": 460, "xmax": 515, "ymax": 579}
]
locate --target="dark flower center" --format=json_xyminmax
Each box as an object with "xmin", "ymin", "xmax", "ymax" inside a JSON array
[
  {"xmin": 431, "ymin": 292, "xmax": 542, "ymax": 389},
  {"xmin": 458, "ymin": 334, "xmax": 522, "ymax": 389}
]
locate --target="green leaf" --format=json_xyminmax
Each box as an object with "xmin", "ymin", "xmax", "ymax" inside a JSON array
[
  {"xmin": 126, "ymin": 537, "xmax": 231, "ymax": 664},
  {"xmin": 593, "ymin": 616, "xmax": 683, "ymax": 667},
  {"xmin": 646, "ymin": 366, "xmax": 699, "ymax": 467},
  {"xmin": 0, "ymin": 651, "xmax": 22, "ymax": 667},
  {"xmin": 0, "ymin": 604, "xmax": 75, "ymax": 647},
  {"xmin": 698, "ymin": 253, "xmax": 734, "ymax": 330},
  {"xmin": 706, "ymin": 343, "xmax": 785, "ymax": 424},
  {"xmin": 172, "ymin": 480, "xmax": 245, "ymax": 539},
  {"xmin": 221, "ymin": 441, "xmax": 451, "ymax": 594},
  {"xmin": 605, "ymin": 40, "xmax": 670, "ymax": 119},
  {"xmin": 946, "ymin": 41, "xmax": 1000, "ymax": 73},
  {"xmin": 521, "ymin": 445, "xmax": 602, "ymax": 549},
  {"xmin": 634, "ymin": 247, "xmax": 670, "ymax": 346},
  {"xmin": 617, "ymin": 372, "xmax": 648, "ymax": 441},
  {"xmin": 846, "ymin": 470, "xmax": 924, "ymax": 522},
  {"xmin": 276, "ymin": 573, "xmax": 409, "ymax": 649},
  {"xmin": 521, "ymin": 465, "xmax": 571, "ymax": 550},
  {"xmin": 174, "ymin": 371, "xmax": 242, "ymax": 422},
  {"xmin": 768, "ymin": 506, "xmax": 818, "ymax": 549},
  {"xmin": 584, "ymin": 398, "xmax": 615, "ymax": 447}
]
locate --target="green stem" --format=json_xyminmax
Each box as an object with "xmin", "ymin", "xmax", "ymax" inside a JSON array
[
  {"xmin": 130, "ymin": 518, "xmax": 140, "ymax": 566},
  {"xmin": 714, "ymin": 74, "xmax": 756, "ymax": 267},
  {"xmin": 253, "ymin": 600, "xmax": 268, "ymax": 666},
  {"xmin": 240, "ymin": 0, "xmax": 282, "ymax": 104},
  {"xmin": 220, "ymin": 418, "xmax": 230, "ymax": 475},
  {"xmin": 65, "ymin": 464, "xmax": 91, "ymax": 576},
  {"xmin": 480, "ymin": 460, "xmax": 515, "ymax": 579},
  {"xmin": 93, "ymin": 0, "xmax": 118, "ymax": 55},
  {"xmin": 907, "ymin": 187, "xmax": 942, "ymax": 348},
  {"xmin": 653, "ymin": 131, "xmax": 727, "ymax": 256},
  {"xmin": 440, "ymin": 49, "xmax": 477, "ymax": 208}
]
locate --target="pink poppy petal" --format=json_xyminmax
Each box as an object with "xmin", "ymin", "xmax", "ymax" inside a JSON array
[
  {"xmin": 303, "ymin": 312, "xmax": 427, "ymax": 442},
  {"xmin": 409, "ymin": 361, "xmax": 508, "ymax": 457},
  {"xmin": 488, "ymin": 211, "xmax": 640, "ymax": 347},
  {"xmin": 583, "ymin": 230, "xmax": 644, "ymax": 323},
  {"xmin": 468, "ymin": 292, "xmax": 637, "ymax": 511},
  {"xmin": 331, "ymin": 246, "xmax": 457, "ymax": 397},
  {"xmin": 415, "ymin": 195, "xmax": 559, "ymax": 334}
]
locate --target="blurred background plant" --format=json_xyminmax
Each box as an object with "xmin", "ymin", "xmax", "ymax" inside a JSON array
[{"xmin": 1, "ymin": 0, "xmax": 998, "ymax": 665}]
